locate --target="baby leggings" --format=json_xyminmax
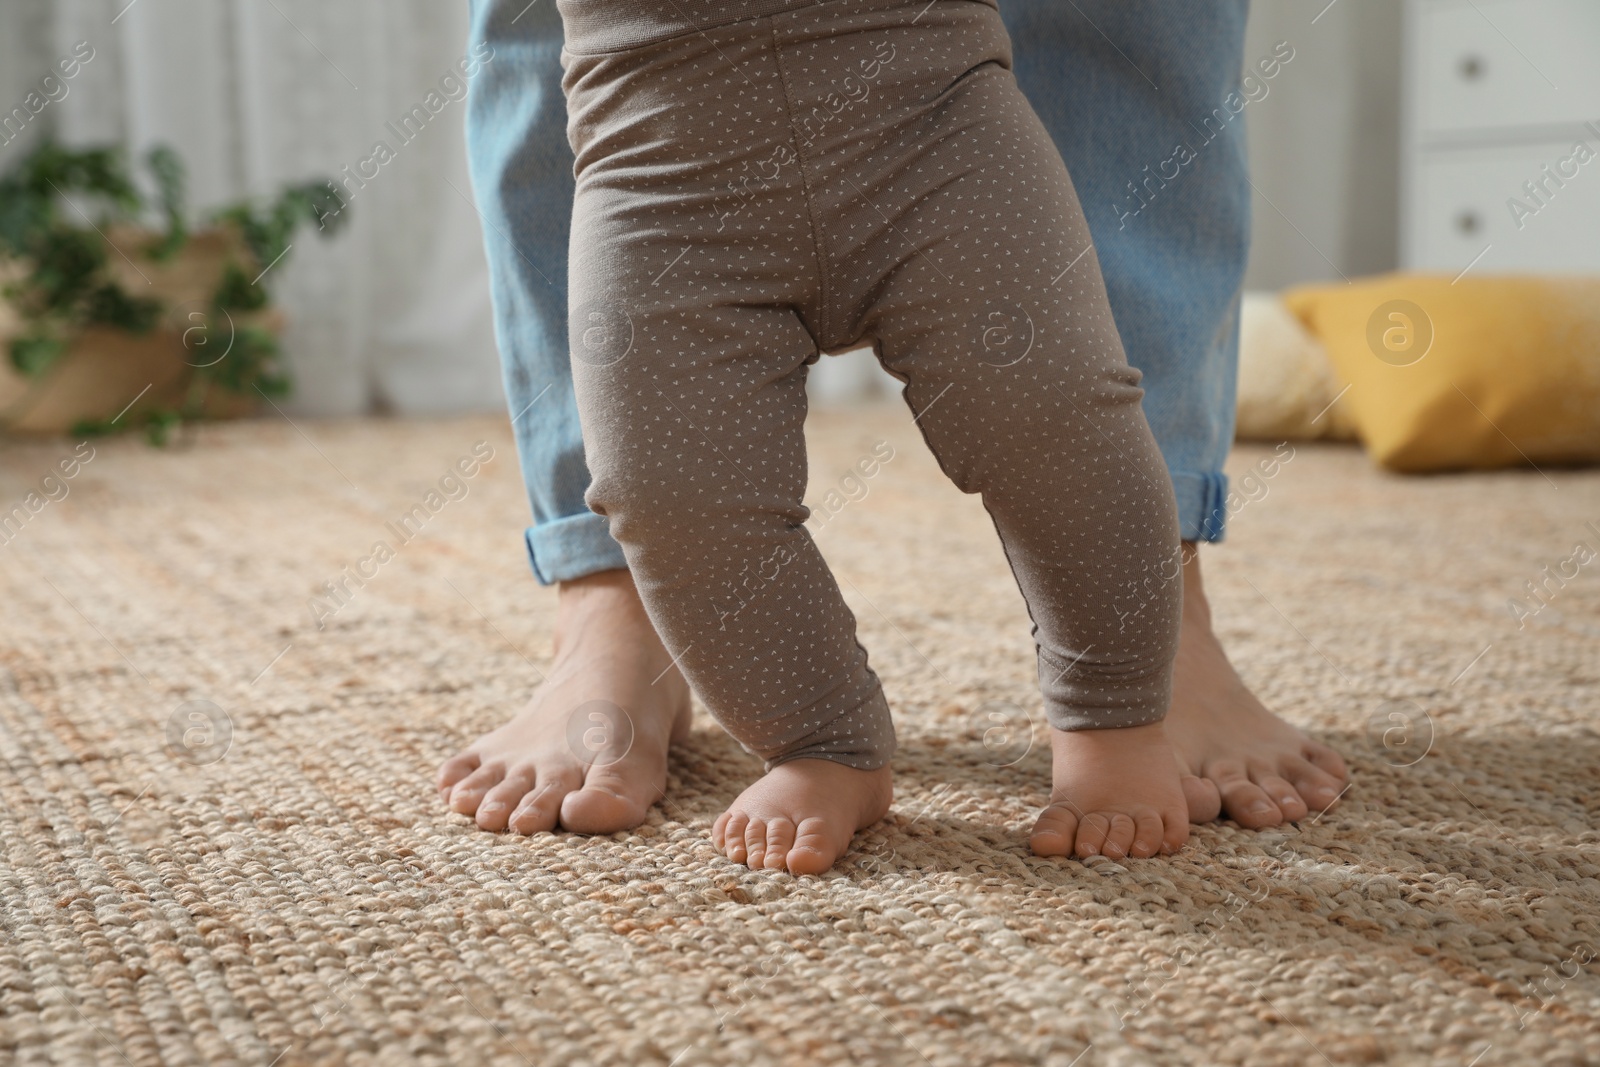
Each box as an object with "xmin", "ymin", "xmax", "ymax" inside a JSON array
[{"xmin": 558, "ymin": 0, "xmax": 1182, "ymax": 770}]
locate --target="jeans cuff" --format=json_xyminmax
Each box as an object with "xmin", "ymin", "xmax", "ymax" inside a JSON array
[
  {"xmin": 1171, "ymin": 469, "xmax": 1230, "ymax": 544},
  {"xmin": 524, "ymin": 511, "xmax": 628, "ymax": 585}
]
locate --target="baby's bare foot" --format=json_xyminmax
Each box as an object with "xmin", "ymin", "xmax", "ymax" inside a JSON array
[
  {"xmin": 1167, "ymin": 546, "xmax": 1349, "ymax": 827},
  {"xmin": 1030, "ymin": 722, "xmax": 1189, "ymax": 860},
  {"xmin": 713, "ymin": 759, "xmax": 892, "ymax": 875},
  {"xmin": 436, "ymin": 569, "xmax": 691, "ymax": 834}
]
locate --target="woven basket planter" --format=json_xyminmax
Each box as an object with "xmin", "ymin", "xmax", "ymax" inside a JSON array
[{"xmin": 0, "ymin": 225, "xmax": 284, "ymax": 435}]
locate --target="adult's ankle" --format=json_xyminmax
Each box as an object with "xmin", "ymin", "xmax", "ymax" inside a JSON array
[
  {"xmin": 554, "ymin": 568, "xmax": 656, "ymax": 642},
  {"xmin": 559, "ymin": 567, "xmax": 641, "ymax": 605},
  {"xmin": 1178, "ymin": 541, "xmax": 1214, "ymax": 627}
]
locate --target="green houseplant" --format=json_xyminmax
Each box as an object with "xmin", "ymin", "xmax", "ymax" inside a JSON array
[{"xmin": 0, "ymin": 141, "xmax": 348, "ymax": 443}]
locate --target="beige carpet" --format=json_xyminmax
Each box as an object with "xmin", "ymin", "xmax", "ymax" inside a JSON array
[{"xmin": 2, "ymin": 406, "xmax": 1598, "ymax": 1067}]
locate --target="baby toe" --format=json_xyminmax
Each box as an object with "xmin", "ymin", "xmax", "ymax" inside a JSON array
[
  {"xmin": 1163, "ymin": 811, "xmax": 1190, "ymax": 854},
  {"xmin": 743, "ymin": 818, "xmax": 770, "ymax": 869},
  {"xmin": 762, "ymin": 818, "xmax": 796, "ymax": 870},
  {"xmin": 1181, "ymin": 773, "xmax": 1223, "ymax": 824},
  {"xmin": 1074, "ymin": 812, "xmax": 1112, "ymax": 858},
  {"xmin": 1029, "ymin": 802, "xmax": 1081, "ymax": 858},
  {"xmin": 720, "ymin": 812, "xmax": 750, "ymax": 863},
  {"xmin": 1100, "ymin": 813, "xmax": 1137, "ymax": 859},
  {"xmin": 1129, "ymin": 809, "xmax": 1166, "ymax": 858},
  {"xmin": 786, "ymin": 818, "xmax": 836, "ymax": 876}
]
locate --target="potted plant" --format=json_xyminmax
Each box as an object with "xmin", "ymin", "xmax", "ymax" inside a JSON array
[{"xmin": 0, "ymin": 141, "xmax": 348, "ymax": 443}]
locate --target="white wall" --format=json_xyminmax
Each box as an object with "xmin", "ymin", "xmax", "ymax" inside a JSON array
[{"xmin": 1242, "ymin": 0, "xmax": 1405, "ymax": 289}]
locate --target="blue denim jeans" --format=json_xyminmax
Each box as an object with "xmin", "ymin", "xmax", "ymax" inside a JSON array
[{"xmin": 464, "ymin": 0, "xmax": 1250, "ymax": 584}]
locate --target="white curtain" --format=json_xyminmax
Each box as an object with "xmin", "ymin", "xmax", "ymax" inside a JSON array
[
  {"xmin": 1, "ymin": 0, "xmax": 504, "ymax": 416},
  {"xmin": 1239, "ymin": 0, "xmax": 1403, "ymax": 289}
]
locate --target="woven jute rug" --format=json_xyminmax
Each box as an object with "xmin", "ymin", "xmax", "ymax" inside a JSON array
[{"xmin": 1, "ymin": 406, "xmax": 1597, "ymax": 1066}]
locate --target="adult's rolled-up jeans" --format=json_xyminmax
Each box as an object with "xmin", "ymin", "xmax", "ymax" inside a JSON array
[{"xmin": 463, "ymin": 0, "xmax": 1250, "ymax": 586}]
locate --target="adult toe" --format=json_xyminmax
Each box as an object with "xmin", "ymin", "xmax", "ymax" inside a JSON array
[
  {"xmin": 437, "ymin": 752, "xmax": 481, "ymax": 798},
  {"xmin": 1305, "ymin": 741, "xmax": 1350, "ymax": 787},
  {"xmin": 560, "ymin": 765, "xmax": 656, "ymax": 834},
  {"xmin": 447, "ymin": 763, "xmax": 505, "ymax": 815},
  {"xmin": 1254, "ymin": 772, "xmax": 1308, "ymax": 822},
  {"xmin": 1213, "ymin": 764, "xmax": 1283, "ymax": 828},
  {"xmin": 1285, "ymin": 756, "xmax": 1346, "ymax": 813},
  {"xmin": 509, "ymin": 766, "xmax": 582, "ymax": 834},
  {"xmin": 476, "ymin": 768, "xmax": 536, "ymax": 831},
  {"xmin": 1182, "ymin": 774, "xmax": 1222, "ymax": 823}
]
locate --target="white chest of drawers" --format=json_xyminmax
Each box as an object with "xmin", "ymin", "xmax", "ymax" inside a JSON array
[{"xmin": 1401, "ymin": 0, "xmax": 1600, "ymax": 275}]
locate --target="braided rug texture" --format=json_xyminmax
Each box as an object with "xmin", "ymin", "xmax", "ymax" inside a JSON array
[{"xmin": 0, "ymin": 407, "xmax": 1597, "ymax": 1066}]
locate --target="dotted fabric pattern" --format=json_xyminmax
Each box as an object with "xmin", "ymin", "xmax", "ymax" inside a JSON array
[
  {"xmin": 1, "ymin": 414, "xmax": 1597, "ymax": 1066},
  {"xmin": 563, "ymin": 0, "xmax": 1181, "ymax": 771}
]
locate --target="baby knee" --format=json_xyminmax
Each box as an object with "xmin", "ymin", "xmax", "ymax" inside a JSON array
[{"xmin": 584, "ymin": 467, "xmax": 705, "ymax": 548}]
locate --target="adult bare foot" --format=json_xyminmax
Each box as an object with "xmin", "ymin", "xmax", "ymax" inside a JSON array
[
  {"xmin": 1030, "ymin": 722, "xmax": 1190, "ymax": 860},
  {"xmin": 436, "ymin": 568, "xmax": 691, "ymax": 834},
  {"xmin": 1166, "ymin": 544, "xmax": 1350, "ymax": 828},
  {"xmin": 712, "ymin": 760, "xmax": 892, "ymax": 875}
]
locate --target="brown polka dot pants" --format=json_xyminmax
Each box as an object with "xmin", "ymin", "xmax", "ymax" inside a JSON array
[{"xmin": 558, "ymin": 0, "xmax": 1183, "ymax": 771}]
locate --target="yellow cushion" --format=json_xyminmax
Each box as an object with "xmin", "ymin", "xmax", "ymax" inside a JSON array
[
  {"xmin": 1235, "ymin": 291, "xmax": 1359, "ymax": 442},
  {"xmin": 1282, "ymin": 274, "xmax": 1600, "ymax": 472}
]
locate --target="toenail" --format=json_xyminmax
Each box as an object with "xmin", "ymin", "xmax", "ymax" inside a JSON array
[
  {"xmin": 1249, "ymin": 803, "xmax": 1272, "ymax": 815},
  {"xmin": 481, "ymin": 801, "xmax": 505, "ymax": 813}
]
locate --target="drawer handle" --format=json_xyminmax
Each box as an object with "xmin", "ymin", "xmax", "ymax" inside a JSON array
[
  {"xmin": 1458, "ymin": 54, "xmax": 1487, "ymax": 80},
  {"xmin": 1455, "ymin": 210, "xmax": 1482, "ymax": 235}
]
